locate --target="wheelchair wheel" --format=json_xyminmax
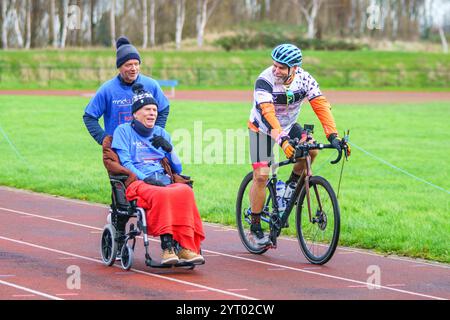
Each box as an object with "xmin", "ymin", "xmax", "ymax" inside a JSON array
[
  {"xmin": 120, "ymin": 244, "xmax": 134, "ymax": 271},
  {"xmin": 101, "ymin": 224, "xmax": 118, "ymax": 266}
]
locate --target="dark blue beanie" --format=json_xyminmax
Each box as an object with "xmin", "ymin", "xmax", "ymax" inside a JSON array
[
  {"xmin": 116, "ymin": 36, "xmax": 141, "ymax": 68},
  {"xmin": 131, "ymin": 83, "xmax": 158, "ymax": 114}
]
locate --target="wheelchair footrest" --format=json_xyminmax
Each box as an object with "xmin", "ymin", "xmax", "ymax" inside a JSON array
[{"xmin": 145, "ymin": 259, "xmax": 196, "ymax": 269}]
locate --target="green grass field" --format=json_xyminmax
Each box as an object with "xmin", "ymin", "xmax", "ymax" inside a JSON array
[
  {"xmin": 0, "ymin": 95, "xmax": 449, "ymax": 263},
  {"xmin": 0, "ymin": 49, "xmax": 449, "ymax": 90}
]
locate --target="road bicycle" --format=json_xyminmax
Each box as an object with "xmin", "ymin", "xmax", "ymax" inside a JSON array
[{"xmin": 236, "ymin": 125, "xmax": 350, "ymax": 265}]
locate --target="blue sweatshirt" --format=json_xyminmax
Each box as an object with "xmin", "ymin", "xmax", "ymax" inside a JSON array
[
  {"xmin": 111, "ymin": 123, "xmax": 182, "ymax": 180},
  {"xmin": 84, "ymin": 74, "xmax": 170, "ymax": 145}
]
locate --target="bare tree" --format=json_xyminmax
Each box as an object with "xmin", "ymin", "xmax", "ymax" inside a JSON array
[
  {"xmin": 244, "ymin": 0, "xmax": 260, "ymax": 20},
  {"xmin": 24, "ymin": 0, "xmax": 30, "ymax": 49},
  {"xmin": 149, "ymin": 0, "xmax": 155, "ymax": 46},
  {"xmin": 265, "ymin": 0, "xmax": 271, "ymax": 16},
  {"xmin": 142, "ymin": 0, "xmax": 148, "ymax": 48},
  {"xmin": 1, "ymin": 0, "xmax": 8, "ymax": 49},
  {"xmin": 299, "ymin": 0, "xmax": 322, "ymax": 39},
  {"xmin": 8, "ymin": 0, "xmax": 23, "ymax": 48},
  {"xmin": 196, "ymin": 0, "xmax": 219, "ymax": 47},
  {"xmin": 60, "ymin": 0, "xmax": 69, "ymax": 48},
  {"xmin": 110, "ymin": 0, "xmax": 115, "ymax": 47},
  {"xmin": 175, "ymin": 0, "xmax": 185, "ymax": 50},
  {"xmin": 50, "ymin": 0, "xmax": 58, "ymax": 47},
  {"xmin": 90, "ymin": 0, "xmax": 96, "ymax": 45}
]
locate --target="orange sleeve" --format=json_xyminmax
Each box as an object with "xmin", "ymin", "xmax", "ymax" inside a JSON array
[
  {"xmin": 309, "ymin": 96, "xmax": 338, "ymax": 138},
  {"xmin": 258, "ymin": 102, "xmax": 283, "ymax": 139}
]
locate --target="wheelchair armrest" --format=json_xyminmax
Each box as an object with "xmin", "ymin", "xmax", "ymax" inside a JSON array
[{"xmin": 109, "ymin": 175, "xmax": 129, "ymax": 182}]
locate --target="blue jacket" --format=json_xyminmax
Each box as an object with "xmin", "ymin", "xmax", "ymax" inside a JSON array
[
  {"xmin": 111, "ymin": 123, "xmax": 182, "ymax": 180},
  {"xmin": 83, "ymin": 74, "xmax": 170, "ymax": 145}
]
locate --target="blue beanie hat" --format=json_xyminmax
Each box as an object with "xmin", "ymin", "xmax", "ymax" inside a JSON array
[{"xmin": 116, "ymin": 36, "xmax": 141, "ymax": 68}]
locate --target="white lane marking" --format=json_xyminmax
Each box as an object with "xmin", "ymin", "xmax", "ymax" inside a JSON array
[
  {"xmin": 0, "ymin": 207, "xmax": 101, "ymax": 231},
  {"xmin": 203, "ymin": 249, "xmax": 447, "ymax": 301},
  {"xmin": 0, "ymin": 236, "xmax": 258, "ymax": 300},
  {"xmin": 0, "ymin": 187, "xmax": 107, "ymax": 208},
  {"xmin": 386, "ymin": 284, "xmax": 406, "ymax": 287},
  {"xmin": 186, "ymin": 290, "xmax": 209, "ymax": 293},
  {"xmin": 277, "ymin": 235, "xmax": 450, "ymax": 269},
  {"xmin": 1, "ymin": 189, "xmax": 448, "ymax": 270},
  {"xmin": 227, "ymin": 289, "xmax": 248, "ymax": 292},
  {"xmin": 1, "ymin": 207, "xmax": 448, "ymax": 300},
  {"xmin": 0, "ymin": 279, "xmax": 63, "ymax": 300},
  {"xmin": 115, "ymin": 272, "xmax": 136, "ymax": 275}
]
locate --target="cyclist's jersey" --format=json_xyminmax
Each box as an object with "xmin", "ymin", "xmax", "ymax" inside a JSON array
[{"xmin": 249, "ymin": 66, "xmax": 336, "ymax": 138}]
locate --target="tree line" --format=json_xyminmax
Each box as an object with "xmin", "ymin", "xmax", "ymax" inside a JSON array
[{"xmin": 0, "ymin": 0, "xmax": 448, "ymax": 50}]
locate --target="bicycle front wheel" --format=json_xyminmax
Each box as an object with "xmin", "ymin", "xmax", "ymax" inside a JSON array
[{"xmin": 295, "ymin": 176, "xmax": 340, "ymax": 265}]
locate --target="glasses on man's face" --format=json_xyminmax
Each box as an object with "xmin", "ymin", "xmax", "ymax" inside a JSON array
[{"xmin": 286, "ymin": 89, "xmax": 294, "ymax": 104}]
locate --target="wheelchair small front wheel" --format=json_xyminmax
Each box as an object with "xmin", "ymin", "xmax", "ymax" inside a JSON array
[
  {"xmin": 100, "ymin": 224, "xmax": 118, "ymax": 266},
  {"xmin": 120, "ymin": 244, "xmax": 134, "ymax": 271}
]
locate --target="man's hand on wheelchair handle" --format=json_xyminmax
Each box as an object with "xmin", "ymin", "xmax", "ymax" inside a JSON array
[
  {"xmin": 150, "ymin": 135, "xmax": 173, "ymax": 153},
  {"xmin": 143, "ymin": 176, "xmax": 166, "ymax": 187}
]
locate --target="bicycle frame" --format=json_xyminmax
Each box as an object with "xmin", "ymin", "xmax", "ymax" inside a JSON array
[{"xmin": 266, "ymin": 142, "xmax": 337, "ymax": 247}]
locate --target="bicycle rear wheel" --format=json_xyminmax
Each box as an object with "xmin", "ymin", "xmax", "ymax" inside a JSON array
[
  {"xmin": 236, "ymin": 172, "xmax": 275, "ymax": 254},
  {"xmin": 295, "ymin": 176, "xmax": 340, "ymax": 265}
]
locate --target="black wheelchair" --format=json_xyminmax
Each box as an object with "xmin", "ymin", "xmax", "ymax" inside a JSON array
[{"xmin": 100, "ymin": 175, "xmax": 203, "ymax": 271}]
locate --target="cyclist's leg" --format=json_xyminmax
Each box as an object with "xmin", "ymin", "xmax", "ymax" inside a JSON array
[{"xmin": 249, "ymin": 129, "xmax": 273, "ymax": 246}]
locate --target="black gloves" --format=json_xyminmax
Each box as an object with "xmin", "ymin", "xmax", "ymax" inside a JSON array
[
  {"xmin": 143, "ymin": 177, "xmax": 166, "ymax": 187},
  {"xmin": 328, "ymin": 133, "xmax": 342, "ymax": 153},
  {"xmin": 150, "ymin": 135, "xmax": 172, "ymax": 153}
]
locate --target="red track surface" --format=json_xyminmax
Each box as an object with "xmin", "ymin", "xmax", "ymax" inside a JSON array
[
  {"xmin": 0, "ymin": 186, "xmax": 448, "ymax": 300},
  {"xmin": 1, "ymin": 89, "xmax": 450, "ymax": 104}
]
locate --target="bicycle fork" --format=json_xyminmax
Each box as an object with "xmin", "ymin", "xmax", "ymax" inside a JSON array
[{"xmin": 304, "ymin": 156, "xmax": 324, "ymax": 224}]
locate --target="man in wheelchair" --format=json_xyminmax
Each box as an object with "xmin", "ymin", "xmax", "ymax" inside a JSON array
[{"xmin": 107, "ymin": 83, "xmax": 205, "ymax": 265}]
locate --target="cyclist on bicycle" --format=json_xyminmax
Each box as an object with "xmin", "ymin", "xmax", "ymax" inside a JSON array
[{"xmin": 248, "ymin": 43, "xmax": 342, "ymax": 247}]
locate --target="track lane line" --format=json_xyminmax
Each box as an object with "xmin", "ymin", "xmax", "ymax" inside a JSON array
[
  {"xmin": 0, "ymin": 236, "xmax": 258, "ymax": 300},
  {"xmin": 0, "ymin": 279, "xmax": 63, "ymax": 300},
  {"xmin": 1, "ymin": 206, "xmax": 447, "ymax": 300},
  {"xmin": 1, "ymin": 189, "xmax": 448, "ymax": 270}
]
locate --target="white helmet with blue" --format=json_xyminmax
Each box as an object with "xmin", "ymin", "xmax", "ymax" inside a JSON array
[{"xmin": 271, "ymin": 44, "xmax": 302, "ymax": 68}]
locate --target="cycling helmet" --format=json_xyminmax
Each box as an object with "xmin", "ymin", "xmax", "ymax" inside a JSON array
[{"xmin": 271, "ymin": 44, "xmax": 302, "ymax": 68}]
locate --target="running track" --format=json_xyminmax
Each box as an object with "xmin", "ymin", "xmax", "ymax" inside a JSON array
[
  {"xmin": 0, "ymin": 186, "xmax": 448, "ymax": 300},
  {"xmin": 1, "ymin": 89, "xmax": 450, "ymax": 104}
]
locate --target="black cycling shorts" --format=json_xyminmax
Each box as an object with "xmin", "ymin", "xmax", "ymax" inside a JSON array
[{"xmin": 249, "ymin": 123, "xmax": 305, "ymax": 165}]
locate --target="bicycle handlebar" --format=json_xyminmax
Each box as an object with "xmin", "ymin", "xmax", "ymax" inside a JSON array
[{"xmin": 288, "ymin": 138, "xmax": 348, "ymax": 165}]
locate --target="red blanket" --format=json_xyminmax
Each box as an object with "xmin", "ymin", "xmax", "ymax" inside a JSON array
[{"xmin": 126, "ymin": 180, "xmax": 205, "ymax": 254}]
